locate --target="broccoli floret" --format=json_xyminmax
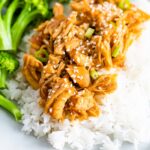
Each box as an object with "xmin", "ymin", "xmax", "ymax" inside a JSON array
[
  {"xmin": 0, "ymin": 93, "xmax": 22, "ymax": 121},
  {"xmin": 0, "ymin": 0, "xmax": 51, "ymax": 87},
  {"xmin": 0, "ymin": 52, "xmax": 19, "ymax": 89},
  {"xmin": 0, "ymin": 0, "xmax": 50, "ymax": 51}
]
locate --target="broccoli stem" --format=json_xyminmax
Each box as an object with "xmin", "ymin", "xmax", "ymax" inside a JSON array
[
  {"xmin": 0, "ymin": 94, "xmax": 22, "ymax": 121},
  {"xmin": 0, "ymin": 69, "xmax": 7, "ymax": 89},
  {"xmin": 0, "ymin": 16, "xmax": 12, "ymax": 50},
  {"xmin": 0, "ymin": 0, "xmax": 7, "ymax": 12},
  {"xmin": 0, "ymin": 0, "xmax": 16, "ymax": 50},
  {"xmin": 4, "ymin": 0, "xmax": 19, "ymax": 35},
  {"xmin": 11, "ymin": 4, "xmax": 40, "ymax": 50}
]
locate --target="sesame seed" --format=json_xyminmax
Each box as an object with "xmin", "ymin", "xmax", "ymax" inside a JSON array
[{"xmin": 49, "ymin": 108, "xmax": 53, "ymax": 113}]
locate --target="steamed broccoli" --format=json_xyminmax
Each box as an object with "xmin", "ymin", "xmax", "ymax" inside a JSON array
[
  {"xmin": 0, "ymin": 0, "xmax": 51, "ymax": 88},
  {"xmin": 0, "ymin": 52, "xmax": 19, "ymax": 89},
  {"xmin": 0, "ymin": 93, "xmax": 22, "ymax": 121},
  {"xmin": 0, "ymin": 0, "xmax": 51, "ymax": 86},
  {"xmin": 0, "ymin": 0, "xmax": 51, "ymax": 121},
  {"xmin": 0, "ymin": 0, "xmax": 50, "ymax": 51}
]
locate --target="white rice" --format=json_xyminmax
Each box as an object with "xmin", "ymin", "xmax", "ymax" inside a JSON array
[{"xmin": 2, "ymin": 1, "xmax": 150, "ymax": 150}]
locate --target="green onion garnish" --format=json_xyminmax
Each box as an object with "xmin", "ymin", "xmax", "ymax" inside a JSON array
[
  {"xmin": 34, "ymin": 49, "xmax": 49, "ymax": 63},
  {"xmin": 90, "ymin": 68, "xmax": 99, "ymax": 80},
  {"xmin": 118, "ymin": 0, "xmax": 131, "ymax": 10},
  {"xmin": 85, "ymin": 28, "xmax": 95, "ymax": 39},
  {"xmin": 112, "ymin": 46, "xmax": 120, "ymax": 58}
]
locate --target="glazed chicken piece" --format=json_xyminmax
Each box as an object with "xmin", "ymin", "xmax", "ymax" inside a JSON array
[
  {"xmin": 69, "ymin": 89, "xmax": 100, "ymax": 120},
  {"xmin": 53, "ymin": 3, "xmax": 64, "ymax": 18},
  {"xmin": 40, "ymin": 54, "xmax": 64, "ymax": 82},
  {"xmin": 23, "ymin": 54, "xmax": 43, "ymax": 89},
  {"xmin": 88, "ymin": 74, "xmax": 117, "ymax": 95},
  {"xmin": 39, "ymin": 75, "xmax": 60, "ymax": 100},
  {"xmin": 66, "ymin": 65, "xmax": 91, "ymax": 88},
  {"xmin": 51, "ymin": 86, "xmax": 76, "ymax": 120},
  {"xmin": 69, "ymin": 50, "xmax": 93, "ymax": 67},
  {"xmin": 43, "ymin": 78, "xmax": 76, "ymax": 120},
  {"xmin": 53, "ymin": 11, "xmax": 78, "ymax": 55},
  {"xmin": 39, "ymin": 55, "xmax": 65, "ymax": 99},
  {"xmin": 65, "ymin": 37, "xmax": 81, "ymax": 53}
]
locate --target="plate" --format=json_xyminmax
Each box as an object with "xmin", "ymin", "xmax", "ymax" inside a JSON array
[
  {"xmin": 1, "ymin": 109, "xmax": 150, "ymax": 150},
  {"xmin": 0, "ymin": 1, "xmax": 150, "ymax": 150},
  {"xmin": 0, "ymin": 110, "xmax": 52, "ymax": 150}
]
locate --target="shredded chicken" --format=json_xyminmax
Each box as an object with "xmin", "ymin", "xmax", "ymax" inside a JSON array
[
  {"xmin": 66, "ymin": 65, "xmax": 91, "ymax": 88},
  {"xmin": 22, "ymin": 0, "xmax": 150, "ymax": 121},
  {"xmin": 67, "ymin": 89, "xmax": 100, "ymax": 120},
  {"xmin": 22, "ymin": 54, "xmax": 43, "ymax": 89},
  {"xmin": 88, "ymin": 74, "xmax": 117, "ymax": 95}
]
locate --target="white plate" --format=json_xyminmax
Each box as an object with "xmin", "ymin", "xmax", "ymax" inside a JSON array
[
  {"xmin": 0, "ymin": 110, "xmax": 52, "ymax": 150},
  {"xmin": 1, "ymin": 109, "xmax": 150, "ymax": 150},
  {"xmin": 1, "ymin": 1, "xmax": 150, "ymax": 150}
]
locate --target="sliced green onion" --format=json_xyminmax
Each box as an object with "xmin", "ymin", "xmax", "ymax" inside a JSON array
[
  {"xmin": 0, "ymin": 94, "xmax": 22, "ymax": 121},
  {"xmin": 118, "ymin": 0, "xmax": 131, "ymax": 10},
  {"xmin": 85, "ymin": 28, "xmax": 95, "ymax": 39},
  {"xmin": 90, "ymin": 68, "xmax": 99, "ymax": 80},
  {"xmin": 34, "ymin": 49, "xmax": 49, "ymax": 63},
  {"xmin": 112, "ymin": 46, "xmax": 120, "ymax": 58}
]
